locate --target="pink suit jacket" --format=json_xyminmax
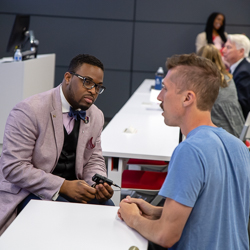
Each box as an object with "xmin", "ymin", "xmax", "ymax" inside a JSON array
[{"xmin": 0, "ymin": 85, "xmax": 107, "ymax": 234}]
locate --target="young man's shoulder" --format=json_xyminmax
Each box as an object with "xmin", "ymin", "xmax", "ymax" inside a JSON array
[{"xmin": 182, "ymin": 126, "xmax": 246, "ymax": 152}]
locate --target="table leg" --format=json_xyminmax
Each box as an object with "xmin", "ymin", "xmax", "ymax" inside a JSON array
[{"xmin": 107, "ymin": 157, "xmax": 128, "ymax": 206}]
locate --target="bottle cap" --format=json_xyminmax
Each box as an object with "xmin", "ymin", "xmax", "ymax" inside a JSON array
[{"xmin": 157, "ymin": 67, "xmax": 164, "ymax": 74}]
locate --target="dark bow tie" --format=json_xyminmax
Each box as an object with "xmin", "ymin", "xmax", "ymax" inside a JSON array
[{"xmin": 68, "ymin": 107, "xmax": 86, "ymax": 121}]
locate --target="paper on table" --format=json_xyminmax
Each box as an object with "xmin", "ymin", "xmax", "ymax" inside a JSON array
[
  {"xmin": 0, "ymin": 57, "xmax": 14, "ymax": 63},
  {"xmin": 124, "ymin": 126, "xmax": 137, "ymax": 134}
]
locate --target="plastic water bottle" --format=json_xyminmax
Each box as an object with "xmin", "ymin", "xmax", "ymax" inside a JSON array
[
  {"xmin": 14, "ymin": 49, "xmax": 22, "ymax": 62},
  {"xmin": 155, "ymin": 67, "xmax": 164, "ymax": 90}
]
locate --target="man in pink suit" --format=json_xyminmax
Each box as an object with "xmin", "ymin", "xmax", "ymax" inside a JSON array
[{"xmin": 0, "ymin": 54, "xmax": 114, "ymax": 235}]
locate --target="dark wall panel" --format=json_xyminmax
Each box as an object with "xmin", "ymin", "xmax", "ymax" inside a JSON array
[
  {"xmin": 132, "ymin": 72, "xmax": 155, "ymax": 93},
  {"xmin": 95, "ymin": 70, "xmax": 131, "ymax": 118},
  {"xmin": 30, "ymin": 16, "xmax": 133, "ymax": 70},
  {"xmin": 0, "ymin": 14, "xmax": 16, "ymax": 57},
  {"xmin": 0, "ymin": 0, "xmax": 250, "ymax": 120},
  {"xmin": 136, "ymin": 0, "xmax": 249, "ymax": 25},
  {"xmin": 54, "ymin": 67, "xmax": 67, "ymax": 87},
  {"xmin": 0, "ymin": 0, "xmax": 134, "ymax": 20},
  {"xmin": 226, "ymin": 26, "xmax": 250, "ymax": 37},
  {"xmin": 133, "ymin": 23, "xmax": 199, "ymax": 72}
]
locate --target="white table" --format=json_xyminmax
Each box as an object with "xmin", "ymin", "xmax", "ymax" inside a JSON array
[
  {"xmin": 101, "ymin": 79, "xmax": 180, "ymax": 205},
  {"xmin": 0, "ymin": 200, "xmax": 148, "ymax": 250}
]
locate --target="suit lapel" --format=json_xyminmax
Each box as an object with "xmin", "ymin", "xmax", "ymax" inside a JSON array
[
  {"xmin": 51, "ymin": 110, "xmax": 64, "ymax": 161},
  {"xmin": 233, "ymin": 58, "xmax": 246, "ymax": 78},
  {"xmin": 51, "ymin": 85, "xmax": 64, "ymax": 161}
]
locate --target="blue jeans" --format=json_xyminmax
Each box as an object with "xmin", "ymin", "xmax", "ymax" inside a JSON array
[{"xmin": 17, "ymin": 193, "xmax": 114, "ymax": 214}]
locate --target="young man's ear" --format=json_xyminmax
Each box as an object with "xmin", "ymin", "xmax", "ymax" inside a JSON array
[
  {"xmin": 183, "ymin": 91, "xmax": 195, "ymax": 107},
  {"xmin": 64, "ymin": 72, "xmax": 72, "ymax": 84}
]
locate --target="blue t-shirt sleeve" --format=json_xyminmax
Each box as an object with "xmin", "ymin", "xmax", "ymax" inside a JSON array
[{"xmin": 159, "ymin": 142, "xmax": 205, "ymax": 207}]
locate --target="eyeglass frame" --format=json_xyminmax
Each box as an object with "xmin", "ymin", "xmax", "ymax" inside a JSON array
[{"xmin": 69, "ymin": 72, "xmax": 106, "ymax": 94}]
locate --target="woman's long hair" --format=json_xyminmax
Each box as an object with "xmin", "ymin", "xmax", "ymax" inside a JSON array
[
  {"xmin": 197, "ymin": 44, "xmax": 232, "ymax": 88},
  {"xmin": 205, "ymin": 12, "xmax": 227, "ymax": 44}
]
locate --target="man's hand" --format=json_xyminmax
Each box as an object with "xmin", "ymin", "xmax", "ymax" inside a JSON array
[
  {"xmin": 59, "ymin": 180, "xmax": 96, "ymax": 203},
  {"xmin": 118, "ymin": 196, "xmax": 162, "ymax": 221},
  {"xmin": 118, "ymin": 198, "xmax": 142, "ymax": 228},
  {"xmin": 95, "ymin": 182, "xmax": 114, "ymax": 202},
  {"xmin": 118, "ymin": 197, "xmax": 192, "ymax": 248}
]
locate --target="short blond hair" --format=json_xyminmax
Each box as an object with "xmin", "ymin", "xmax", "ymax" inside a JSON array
[{"xmin": 166, "ymin": 53, "xmax": 221, "ymax": 111}]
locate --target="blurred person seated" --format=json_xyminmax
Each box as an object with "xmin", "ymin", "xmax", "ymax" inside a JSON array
[
  {"xmin": 197, "ymin": 44, "xmax": 245, "ymax": 137},
  {"xmin": 222, "ymin": 34, "xmax": 250, "ymax": 119}
]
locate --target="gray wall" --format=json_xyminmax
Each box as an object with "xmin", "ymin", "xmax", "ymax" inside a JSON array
[{"xmin": 0, "ymin": 0, "xmax": 249, "ymax": 120}]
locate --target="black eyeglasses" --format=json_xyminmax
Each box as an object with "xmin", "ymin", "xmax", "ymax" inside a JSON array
[{"xmin": 70, "ymin": 72, "xmax": 106, "ymax": 94}]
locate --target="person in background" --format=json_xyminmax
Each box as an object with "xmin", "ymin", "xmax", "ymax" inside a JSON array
[
  {"xmin": 0, "ymin": 54, "xmax": 114, "ymax": 236},
  {"xmin": 197, "ymin": 44, "xmax": 245, "ymax": 137},
  {"xmin": 222, "ymin": 34, "xmax": 250, "ymax": 119},
  {"xmin": 195, "ymin": 12, "xmax": 227, "ymax": 53},
  {"xmin": 118, "ymin": 54, "xmax": 250, "ymax": 250}
]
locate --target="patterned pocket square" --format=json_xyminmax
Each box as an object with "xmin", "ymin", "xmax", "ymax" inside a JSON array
[{"xmin": 86, "ymin": 137, "xmax": 95, "ymax": 149}]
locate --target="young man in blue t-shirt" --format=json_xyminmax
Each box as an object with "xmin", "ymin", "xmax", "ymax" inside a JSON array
[{"xmin": 118, "ymin": 53, "xmax": 250, "ymax": 250}]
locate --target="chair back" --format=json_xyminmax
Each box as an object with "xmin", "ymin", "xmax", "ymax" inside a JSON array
[{"xmin": 239, "ymin": 112, "xmax": 250, "ymax": 141}]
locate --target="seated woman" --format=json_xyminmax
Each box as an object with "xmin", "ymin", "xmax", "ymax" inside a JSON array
[{"xmin": 197, "ymin": 44, "xmax": 245, "ymax": 137}]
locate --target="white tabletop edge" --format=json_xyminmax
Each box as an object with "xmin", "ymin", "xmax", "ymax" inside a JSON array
[{"xmin": 102, "ymin": 151, "xmax": 171, "ymax": 161}]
